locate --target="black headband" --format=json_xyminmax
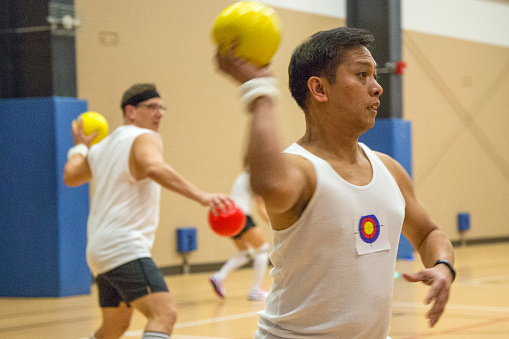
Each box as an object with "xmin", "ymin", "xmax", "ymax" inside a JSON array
[{"xmin": 122, "ymin": 89, "xmax": 160, "ymax": 109}]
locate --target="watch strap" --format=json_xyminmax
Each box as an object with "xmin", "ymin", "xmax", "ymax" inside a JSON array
[{"xmin": 434, "ymin": 259, "xmax": 456, "ymax": 282}]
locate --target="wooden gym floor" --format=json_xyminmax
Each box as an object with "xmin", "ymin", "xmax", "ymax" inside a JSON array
[{"xmin": 0, "ymin": 242, "xmax": 508, "ymax": 338}]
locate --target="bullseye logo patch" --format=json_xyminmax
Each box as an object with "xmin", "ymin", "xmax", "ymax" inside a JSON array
[
  {"xmin": 354, "ymin": 214, "xmax": 391, "ymax": 255},
  {"xmin": 359, "ymin": 215, "xmax": 380, "ymax": 244}
]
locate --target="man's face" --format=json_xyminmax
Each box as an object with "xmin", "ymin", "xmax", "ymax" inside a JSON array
[
  {"xmin": 328, "ymin": 46, "xmax": 383, "ymax": 130},
  {"xmin": 132, "ymin": 97, "xmax": 166, "ymax": 131}
]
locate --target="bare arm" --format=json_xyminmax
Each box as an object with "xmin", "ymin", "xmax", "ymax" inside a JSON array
[
  {"xmin": 377, "ymin": 152, "xmax": 455, "ymax": 327},
  {"xmin": 64, "ymin": 153, "xmax": 92, "ymax": 187},
  {"xmin": 254, "ymin": 194, "xmax": 270, "ymax": 224},
  {"xmin": 63, "ymin": 120, "xmax": 96, "ymax": 187},
  {"xmin": 130, "ymin": 132, "xmax": 230, "ymax": 210},
  {"xmin": 215, "ymin": 48, "xmax": 314, "ymax": 230}
]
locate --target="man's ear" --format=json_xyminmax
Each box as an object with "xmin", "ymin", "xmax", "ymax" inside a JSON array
[
  {"xmin": 124, "ymin": 105, "xmax": 136, "ymax": 121},
  {"xmin": 307, "ymin": 76, "xmax": 328, "ymax": 103}
]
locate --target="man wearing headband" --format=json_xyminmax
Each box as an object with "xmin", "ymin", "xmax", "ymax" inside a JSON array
[{"xmin": 64, "ymin": 83, "xmax": 232, "ymax": 339}]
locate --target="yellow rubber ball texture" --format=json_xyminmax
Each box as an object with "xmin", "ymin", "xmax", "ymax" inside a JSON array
[
  {"xmin": 212, "ymin": 1, "xmax": 282, "ymax": 67},
  {"xmin": 78, "ymin": 111, "xmax": 109, "ymax": 145}
]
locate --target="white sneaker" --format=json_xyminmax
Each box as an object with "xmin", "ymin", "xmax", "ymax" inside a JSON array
[
  {"xmin": 210, "ymin": 275, "xmax": 225, "ymax": 298},
  {"xmin": 248, "ymin": 288, "xmax": 268, "ymax": 301}
]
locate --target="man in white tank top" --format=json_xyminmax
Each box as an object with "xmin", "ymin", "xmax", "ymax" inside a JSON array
[
  {"xmin": 214, "ymin": 27, "xmax": 455, "ymax": 338},
  {"xmin": 63, "ymin": 84, "xmax": 231, "ymax": 339}
]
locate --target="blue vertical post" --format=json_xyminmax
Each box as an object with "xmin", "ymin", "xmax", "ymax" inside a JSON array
[
  {"xmin": 360, "ymin": 118, "xmax": 414, "ymax": 260},
  {"xmin": 0, "ymin": 97, "xmax": 91, "ymax": 297}
]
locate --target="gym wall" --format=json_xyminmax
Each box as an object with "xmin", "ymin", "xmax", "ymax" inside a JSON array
[
  {"xmin": 74, "ymin": 0, "xmax": 509, "ymax": 269},
  {"xmin": 403, "ymin": 31, "xmax": 509, "ymax": 245}
]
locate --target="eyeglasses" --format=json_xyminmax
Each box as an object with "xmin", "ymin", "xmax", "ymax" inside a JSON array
[{"xmin": 137, "ymin": 103, "xmax": 167, "ymax": 112}]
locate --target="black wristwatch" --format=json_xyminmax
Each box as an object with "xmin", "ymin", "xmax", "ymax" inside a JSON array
[{"xmin": 434, "ymin": 259, "xmax": 456, "ymax": 282}]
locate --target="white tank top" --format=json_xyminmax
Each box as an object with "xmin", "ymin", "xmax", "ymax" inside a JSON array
[
  {"xmin": 256, "ymin": 143, "xmax": 405, "ymax": 338},
  {"xmin": 230, "ymin": 171, "xmax": 252, "ymax": 215},
  {"xmin": 86, "ymin": 125, "xmax": 161, "ymax": 276}
]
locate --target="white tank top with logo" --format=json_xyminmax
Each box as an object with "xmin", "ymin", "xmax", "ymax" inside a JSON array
[{"xmin": 256, "ymin": 142, "xmax": 405, "ymax": 338}]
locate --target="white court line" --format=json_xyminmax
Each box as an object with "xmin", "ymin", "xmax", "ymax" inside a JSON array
[
  {"xmin": 454, "ymin": 274, "xmax": 509, "ymax": 286},
  {"xmin": 118, "ymin": 311, "xmax": 259, "ymax": 338},
  {"xmin": 174, "ymin": 311, "xmax": 259, "ymax": 328},
  {"xmin": 124, "ymin": 334, "xmax": 227, "ymax": 339},
  {"xmin": 393, "ymin": 302, "xmax": 509, "ymax": 314},
  {"xmin": 122, "ymin": 330, "xmax": 142, "ymax": 337}
]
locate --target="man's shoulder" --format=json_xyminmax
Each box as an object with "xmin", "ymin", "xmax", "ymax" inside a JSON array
[
  {"xmin": 118, "ymin": 125, "xmax": 158, "ymax": 139},
  {"xmin": 371, "ymin": 151, "xmax": 410, "ymax": 184}
]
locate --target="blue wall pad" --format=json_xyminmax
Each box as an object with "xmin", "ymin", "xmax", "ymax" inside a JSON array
[
  {"xmin": 177, "ymin": 227, "xmax": 197, "ymax": 253},
  {"xmin": 359, "ymin": 118, "xmax": 414, "ymax": 260},
  {"xmin": 458, "ymin": 213, "xmax": 471, "ymax": 232},
  {"xmin": 0, "ymin": 97, "xmax": 91, "ymax": 297}
]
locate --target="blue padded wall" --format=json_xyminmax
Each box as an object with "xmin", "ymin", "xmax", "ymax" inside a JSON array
[
  {"xmin": 359, "ymin": 118, "xmax": 414, "ymax": 260},
  {"xmin": 0, "ymin": 97, "xmax": 91, "ymax": 296}
]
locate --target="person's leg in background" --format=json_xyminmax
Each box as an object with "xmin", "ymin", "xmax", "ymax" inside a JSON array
[
  {"xmin": 210, "ymin": 236, "xmax": 251, "ymax": 298},
  {"xmin": 242, "ymin": 228, "xmax": 270, "ymax": 300}
]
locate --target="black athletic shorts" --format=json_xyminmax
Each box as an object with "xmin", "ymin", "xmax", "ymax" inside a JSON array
[
  {"xmin": 231, "ymin": 215, "xmax": 256, "ymax": 239},
  {"xmin": 95, "ymin": 257, "xmax": 169, "ymax": 307}
]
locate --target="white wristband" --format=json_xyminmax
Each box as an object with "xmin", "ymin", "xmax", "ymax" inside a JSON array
[
  {"xmin": 239, "ymin": 77, "xmax": 279, "ymax": 108},
  {"xmin": 67, "ymin": 144, "xmax": 89, "ymax": 160}
]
